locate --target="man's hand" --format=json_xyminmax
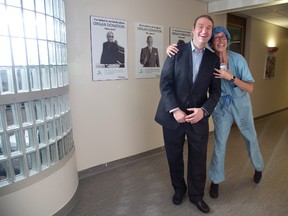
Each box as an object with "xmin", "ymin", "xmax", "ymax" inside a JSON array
[
  {"xmin": 173, "ymin": 109, "xmax": 187, "ymax": 123},
  {"xmin": 185, "ymin": 108, "xmax": 204, "ymax": 124}
]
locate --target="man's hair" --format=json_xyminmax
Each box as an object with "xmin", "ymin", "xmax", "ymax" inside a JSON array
[{"xmin": 193, "ymin": 15, "xmax": 214, "ymax": 28}]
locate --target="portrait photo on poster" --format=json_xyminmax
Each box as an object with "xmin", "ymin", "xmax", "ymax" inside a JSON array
[
  {"xmin": 135, "ymin": 22, "xmax": 163, "ymax": 79},
  {"xmin": 90, "ymin": 16, "xmax": 128, "ymax": 81}
]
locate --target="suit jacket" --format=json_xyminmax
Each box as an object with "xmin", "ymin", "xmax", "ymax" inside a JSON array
[
  {"xmin": 100, "ymin": 41, "xmax": 119, "ymax": 64},
  {"xmin": 155, "ymin": 42, "xmax": 221, "ymax": 130},
  {"xmin": 140, "ymin": 47, "xmax": 160, "ymax": 67}
]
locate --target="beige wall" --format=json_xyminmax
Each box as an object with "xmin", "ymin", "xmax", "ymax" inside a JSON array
[
  {"xmin": 65, "ymin": 0, "xmax": 288, "ymax": 172},
  {"xmin": 246, "ymin": 18, "xmax": 288, "ymax": 115}
]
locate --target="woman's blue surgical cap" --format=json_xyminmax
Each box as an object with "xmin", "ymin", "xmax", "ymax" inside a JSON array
[{"xmin": 208, "ymin": 26, "xmax": 231, "ymax": 48}]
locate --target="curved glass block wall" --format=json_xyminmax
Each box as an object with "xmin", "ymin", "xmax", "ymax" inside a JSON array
[{"xmin": 0, "ymin": 0, "xmax": 74, "ymax": 188}]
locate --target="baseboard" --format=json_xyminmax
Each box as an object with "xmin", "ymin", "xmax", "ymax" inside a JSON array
[
  {"xmin": 78, "ymin": 146, "xmax": 165, "ymax": 180},
  {"xmin": 254, "ymin": 107, "xmax": 288, "ymax": 121}
]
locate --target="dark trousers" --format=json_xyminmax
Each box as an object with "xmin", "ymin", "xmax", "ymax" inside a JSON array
[{"xmin": 163, "ymin": 123, "xmax": 208, "ymax": 202}]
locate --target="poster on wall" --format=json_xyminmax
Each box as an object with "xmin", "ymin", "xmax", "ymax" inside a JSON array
[
  {"xmin": 169, "ymin": 27, "xmax": 191, "ymax": 45},
  {"xmin": 135, "ymin": 22, "xmax": 163, "ymax": 79},
  {"xmin": 90, "ymin": 16, "xmax": 128, "ymax": 81}
]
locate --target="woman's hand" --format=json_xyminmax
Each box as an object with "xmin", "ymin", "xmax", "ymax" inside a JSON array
[
  {"xmin": 166, "ymin": 44, "xmax": 179, "ymax": 57},
  {"xmin": 213, "ymin": 68, "xmax": 233, "ymax": 81}
]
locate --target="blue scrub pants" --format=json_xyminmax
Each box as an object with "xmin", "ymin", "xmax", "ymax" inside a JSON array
[{"xmin": 208, "ymin": 95, "xmax": 264, "ymax": 184}]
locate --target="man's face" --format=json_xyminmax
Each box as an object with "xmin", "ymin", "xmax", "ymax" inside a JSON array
[
  {"xmin": 212, "ymin": 32, "xmax": 227, "ymax": 53},
  {"xmin": 107, "ymin": 33, "xmax": 114, "ymax": 42},
  {"xmin": 147, "ymin": 37, "xmax": 153, "ymax": 46},
  {"xmin": 192, "ymin": 17, "xmax": 213, "ymax": 45}
]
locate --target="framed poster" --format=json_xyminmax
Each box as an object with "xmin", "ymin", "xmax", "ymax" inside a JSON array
[
  {"xmin": 169, "ymin": 27, "xmax": 191, "ymax": 45},
  {"xmin": 135, "ymin": 22, "xmax": 163, "ymax": 79},
  {"xmin": 264, "ymin": 55, "xmax": 276, "ymax": 79},
  {"xmin": 90, "ymin": 16, "xmax": 128, "ymax": 81}
]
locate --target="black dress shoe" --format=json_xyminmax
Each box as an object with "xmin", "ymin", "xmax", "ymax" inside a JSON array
[
  {"xmin": 254, "ymin": 170, "xmax": 262, "ymax": 183},
  {"xmin": 172, "ymin": 192, "xmax": 185, "ymax": 205},
  {"xmin": 191, "ymin": 199, "xmax": 210, "ymax": 213},
  {"xmin": 209, "ymin": 182, "xmax": 219, "ymax": 198}
]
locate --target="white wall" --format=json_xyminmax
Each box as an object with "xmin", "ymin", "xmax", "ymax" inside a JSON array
[{"xmin": 65, "ymin": 0, "xmax": 288, "ymax": 173}]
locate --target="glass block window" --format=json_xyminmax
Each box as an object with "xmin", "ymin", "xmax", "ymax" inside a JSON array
[{"xmin": 0, "ymin": 0, "xmax": 74, "ymax": 188}]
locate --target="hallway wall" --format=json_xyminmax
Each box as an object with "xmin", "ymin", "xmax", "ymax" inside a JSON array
[
  {"xmin": 64, "ymin": 0, "xmax": 288, "ymax": 172},
  {"xmin": 246, "ymin": 18, "xmax": 288, "ymax": 115}
]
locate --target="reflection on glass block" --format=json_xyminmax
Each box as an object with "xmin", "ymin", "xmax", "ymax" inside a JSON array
[
  {"xmin": 29, "ymin": 67, "xmax": 41, "ymax": 91},
  {"xmin": 0, "ymin": 37, "xmax": 12, "ymax": 65},
  {"xmin": 40, "ymin": 147, "xmax": 48, "ymax": 168},
  {"xmin": 52, "ymin": 97, "xmax": 60, "ymax": 117},
  {"xmin": 5, "ymin": 104, "xmax": 19, "ymax": 129},
  {"xmin": 55, "ymin": 118, "xmax": 61, "ymax": 137},
  {"xmin": 34, "ymin": 100, "xmax": 43, "ymax": 122},
  {"xmin": 23, "ymin": 0, "xmax": 34, "ymax": 10},
  {"xmin": 26, "ymin": 152, "xmax": 36, "ymax": 171},
  {"xmin": 36, "ymin": 13, "xmax": 46, "ymax": 40},
  {"xmin": 15, "ymin": 67, "xmax": 29, "ymax": 93},
  {"xmin": 8, "ymin": 131, "xmax": 21, "ymax": 153},
  {"xmin": 36, "ymin": 125, "xmax": 45, "ymax": 145},
  {"xmin": 61, "ymin": 116, "xmax": 66, "ymax": 135},
  {"xmin": 61, "ymin": 44, "xmax": 67, "ymax": 64},
  {"xmin": 53, "ymin": 0, "xmax": 60, "ymax": 19},
  {"xmin": 11, "ymin": 37, "xmax": 27, "ymax": 66},
  {"xmin": 45, "ymin": 0, "xmax": 53, "ymax": 16},
  {"xmin": 0, "ymin": 67, "xmax": 14, "ymax": 95},
  {"xmin": 49, "ymin": 143, "xmax": 57, "ymax": 164},
  {"xmin": 12, "ymin": 157, "xmax": 22, "ymax": 176},
  {"xmin": 0, "ymin": 114, "xmax": 2, "ymax": 131},
  {"xmin": 26, "ymin": 39, "xmax": 39, "ymax": 65},
  {"xmin": 46, "ymin": 16, "xmax": 55, "ymax": 41},
  {"xmin": 41, "ymin": 67, "xmax": 50, "ymax": 90},
  {"xmin": 0, "ymin": 134, "xmax": 4, "ymax": 156},
  {"xmin": 23, "ymin": 10, "xmax": 37, "ymax": 38},
  {"xmin": 57, "ymin": 139, "xmax": 64, "ymax": 160},
  {"xmin": 21, "ymin": 102, "xmax": 33, "ymax": 126},
  {"xmin": 0, "ymin": 161, "xmax": 8, "ymax": 181},
  {"xmin": 50, "ymin": 66, "xmax": 58, "ymax": 88},
  {"xmin": 44, "ymin": 99, "xmax": 52, "ymax": 119},
  {"xmin": 0, "ymin": 6, "xmax": 9, "ymax": 36},
  {"xmin": 63, "ymin": 66, "xmax": 69, "ymax": 86},
  {"xmin": 47, "ymin": 121, "xmax": 55, "ymax": 142},
  {"xmin": 24, "ymin": 128, "xmax": 34, "ymax": 148},
  {"xmin": 39, "ymin": 40, "xmax": 49, "ymax": 65},
  {"xmin": 7, "ymin": 6, "xmax": 24, "ymax": 37},
  {"xmin": 35, "ymin": 0, "xmax": 45, "ymax": 13},
  {"xmin": 54, "ymin": 19, "xmax": 60, "ymax": 42},
  {"xmin": 6, "ymin": 0, "xmax": 21, "ymax": 7},
  {"xmin": 57, "ymin": 66, "xmax": 63, "ymax": 87}
]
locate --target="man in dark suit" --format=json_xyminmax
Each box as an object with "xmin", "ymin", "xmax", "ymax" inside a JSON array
[
  {"xmin": 155, "ymin": 15, "xmax": 221, "ymax": 214},
  {"xmin": 140, "ymin": 36, "xmax": 160, "ymax": 67},
  {"xmin": 100, "ymin": 31, "xmax": 124, "ymax": 67}
]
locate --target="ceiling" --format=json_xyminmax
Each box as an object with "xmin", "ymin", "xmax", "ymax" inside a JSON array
[{"xmin": 199, "ymin": 0, "xmax": 288, "ymax": 29}]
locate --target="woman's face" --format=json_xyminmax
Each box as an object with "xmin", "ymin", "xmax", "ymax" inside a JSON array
[{"xmin": 212, "ymin": 32, "xmax": 228, "ymax": 53}]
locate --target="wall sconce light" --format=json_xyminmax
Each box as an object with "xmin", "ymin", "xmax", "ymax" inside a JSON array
[{"xmin": 267, "ymin": 47, "xmax": 278, "ymax": 53}]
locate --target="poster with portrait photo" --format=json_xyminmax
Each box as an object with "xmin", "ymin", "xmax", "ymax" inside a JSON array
[
  {"xmin": 135, "ymin": 22, "xmax": 163, "ymax": 79},
  {"xmin": 169, "ymin": 27, "xmax": 191, "ymax": 45},
  {"xmin": 90, "ymin": 16, "xmax": 128, "ymax": 81}
]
